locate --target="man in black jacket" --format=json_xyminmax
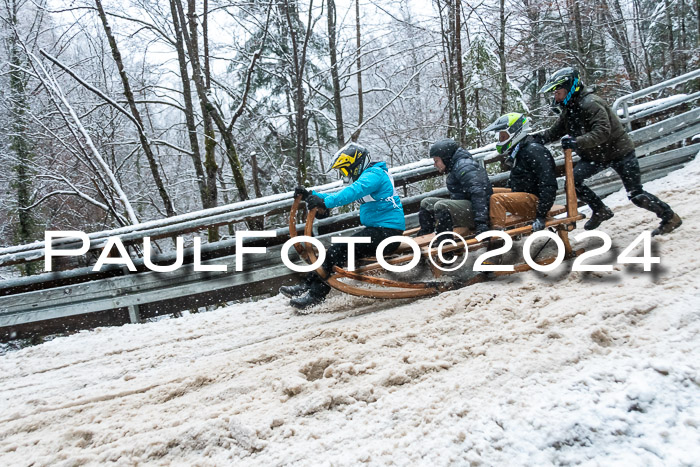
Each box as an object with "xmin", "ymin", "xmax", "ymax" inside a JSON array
[
  {"xmin": 537, "ymin": 67, "xmax": 681, "ymax": 235},
  {"xmin": 417, "ymin": 138, "xmax": 493, "ymax": 236},
  {"xmin": 485, "ymin": 113, "xmax": 558, "ymax": 232}
]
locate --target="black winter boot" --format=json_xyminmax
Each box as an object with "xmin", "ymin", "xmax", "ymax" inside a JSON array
[
  {"xmin": 279, "ymin": 282, "xmax": 310, "ymax": 298},
  {"xmin": 584, "ymin": 206, "xmax": 614, "ymax": 230},
  {"xmin": 630, "ymin": 192, "xmax": 681, "ymax": 236},
  {"xmin": 289, "ymin": 274, "xmax": 330, "ymax": 311},
  {"xmin": 417, "ymin": 208, "xmax": 435, "ymax": 236},
  {"xmin": 435, "ymin": 209, "xmax": 454, "ymax": 234},
  {"xmin": 652, "ymin": 213, "xmax": 682, "ymax": 236},
  {"xmin": 289, "ymin": 291, "xmax": 326, "ymax": 311}
]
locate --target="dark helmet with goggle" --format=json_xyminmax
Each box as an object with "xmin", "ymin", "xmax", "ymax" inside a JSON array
[
  {"xmin": 329, "ymin": 143, "xmax": 371, "ymax": 183},
  {"xmin": 485, "ymin": 112, "xmax": 530, "ymax": 156},
  {"xmin": 539, "ymin": 67, "xmax": 583, "ymax": 112}
]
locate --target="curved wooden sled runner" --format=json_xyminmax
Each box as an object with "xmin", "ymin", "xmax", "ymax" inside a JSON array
[{"xmin": 289, "ymin": 149, "xmax": 586, "ymax": 299}]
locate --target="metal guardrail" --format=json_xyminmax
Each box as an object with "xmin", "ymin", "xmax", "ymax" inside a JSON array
[
  {"xmin": 2, "ymin": 74, "xmax": 700, "ymax": 335},
  {"xmin": 613, "ymin": 68, "xmax": 700, "ymax": 130}
]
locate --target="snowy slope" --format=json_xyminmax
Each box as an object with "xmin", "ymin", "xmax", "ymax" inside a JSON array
[{"xmin": 1, "ymin": 159, "xmax": 700, "ymax": 466}]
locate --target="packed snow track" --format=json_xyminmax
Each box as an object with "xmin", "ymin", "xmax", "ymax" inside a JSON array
[{"xmin": 1, "ymin": 158, "xmax": 699, "ymax": 465}]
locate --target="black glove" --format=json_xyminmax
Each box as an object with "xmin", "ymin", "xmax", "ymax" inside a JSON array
[
  {"xmin": 294, "ymin": 186, "xmax": 310, "ymax": 200},
  {"xmin": 561, "ymin": 136, "xmax": 577, "ymax": 152},
  {"xmin": 306, "ymin": 194, "xmax": 326, "ymax": 211},
  {"xmin": 531, "ymin": 217, "xmax": 546, "ymax": 232},
  {"xmin": 475, "ymin": 224, "xmax": 490, "ymax": 236}
]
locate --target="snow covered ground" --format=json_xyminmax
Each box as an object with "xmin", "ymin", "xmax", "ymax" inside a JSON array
[{"xmin": 1, "ymin": 158, "xmax": 700, "ymax": 466}]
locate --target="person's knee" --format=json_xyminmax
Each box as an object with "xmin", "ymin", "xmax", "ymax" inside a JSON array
[
  {"xmin": 628, "ymin": 189, "xmax": 644, "ymax": 200},
  {"xmin": 573, "ymin": 170, "xmax": 588, "ymax": 186},
  {"xmin": 420, "ymin": 197, "xmax": 438, "ymax": 211},
  {"xmin": 433, "ymin": 200, "xmax": 450, "ymax": 212}
]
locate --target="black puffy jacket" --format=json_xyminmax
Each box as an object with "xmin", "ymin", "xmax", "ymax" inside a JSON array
[
  {"xmin": 445, "ymin": 148, "xmax": 493, "ymax": 230},
  {"xmin": 508, "ymin": 137, "xmax": 558, "ymax": 219}
]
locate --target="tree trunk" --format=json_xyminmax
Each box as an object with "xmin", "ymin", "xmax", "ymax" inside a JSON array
[
  {"xmin": 250, "ymin": 152, "xmax": 263, "ymax": 198},
  {"xmin": 351, "ymin": 0, "xmax": 364, "ymax": 142},
  {"xmin": 437, "ymin": 0, "xmax": 456, "ymax": 138},
  {"xmin": 664, "ymin": 0, "xmax": 678, "ymax": 76},
  {"xmin": 187, "ymin": 0, "xmax": 219, "ymax": 240},
  {"xmin": 327, "ymin": 0, "xmax": 345, "ymax": 146},
  {"xmin": 696, "ymin": 0, "xmax": 700, "ymax": 47},
  {"xmin": 7, "ymin": 0, "xmax": 38, "ymax": 274},
  {"xmin": 454, "ymin": 0, "xmax": 468, "ymax": 145},
  {"xmin": 498, "ymin": 0, "xmax": 508, "ymax": 114},
  {"xmin": 632, "ymin": 0, "xmax": 653, "ymax": 87},
  {"xmin": 281, "ymin": 0, "xmax": 313, "ymax": 185},
  {"xmin": 94, "ymin": 0, "xmax": 176, "ymax": 217},
  {"xmin": 173, "ymin": 0, "xmax": 250, "ymax": 202},
  {"xmin": 169, "ymin": 0, "xmax": 207, "ymax": 206},
  {"xmin": 600, "ymin": 0, "xmax": 640, "ymax": 90}
]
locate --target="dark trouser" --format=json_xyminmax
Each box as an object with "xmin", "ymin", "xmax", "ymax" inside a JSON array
[
  {"xmin": 574, "ymin": 151, "xmax": 672, "ymax": 218},
  {"xmin": 306, "ymin": 226, "xmax": 404, "ymax": 298},
  {"xmin": 419, "ymin": 197, "xmax": 475, "ymax": 233}
]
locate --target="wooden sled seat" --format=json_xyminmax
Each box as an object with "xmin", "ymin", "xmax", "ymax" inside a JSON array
[{"xmin": 491, "ymin": 204, "xmax": 568, "ymax": 229}]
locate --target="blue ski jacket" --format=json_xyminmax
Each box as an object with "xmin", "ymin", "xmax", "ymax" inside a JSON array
[{"xmin": 312, "ymin": 162, "xmax": 405, "ymax": 231}]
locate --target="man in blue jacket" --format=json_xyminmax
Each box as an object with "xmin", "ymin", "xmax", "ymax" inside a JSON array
[
  {"xmin": 280, "ymin": 143, "xmax": 405, "ymax": 310},
  {"xmin": 417, "ymin": 138, "xmax": 493, "ymax": 236}
]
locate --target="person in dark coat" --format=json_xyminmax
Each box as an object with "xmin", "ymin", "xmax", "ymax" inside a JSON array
[
  {"xmin": 485, "ymin": 113, "xmax": 558, "ymax": 232},
  {"xmin": 417, "ymin": 138, "xmax": 493, "ymax": 236},
  {"xmin": 536, "ymin": 67, "xmax": 681, "ymax": 235}
]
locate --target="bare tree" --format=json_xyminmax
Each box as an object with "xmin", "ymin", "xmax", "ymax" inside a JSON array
[
  {"xmin": 327, "ymin": 0, "xmax": 345, "ymax": 146},
  {"xmin": 94, "ymin": 0, "xmax": 176, "ymax": 217}
]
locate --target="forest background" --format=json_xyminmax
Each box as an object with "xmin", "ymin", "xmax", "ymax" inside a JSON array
[{"xmin": 1, "ymin": 0, "xmax": 698, "ymax": 275}]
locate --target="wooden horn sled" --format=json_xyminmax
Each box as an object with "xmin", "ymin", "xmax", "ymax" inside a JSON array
[{"xmin": 288, "ymin": 149, "xmax": 586, "ymax": 299}]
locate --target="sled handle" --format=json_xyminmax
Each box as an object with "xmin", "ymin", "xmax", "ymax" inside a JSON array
[
  {"xmin": 564, "ymin": 148, "xmax": 578, "ymax": 218},
  {"xmin": 303, "ymin": 207, "xmax": 328, "ymax": 279},
  {"xmin": 288, "ymin": 194, "xmax": 309, "ymax": 261}
]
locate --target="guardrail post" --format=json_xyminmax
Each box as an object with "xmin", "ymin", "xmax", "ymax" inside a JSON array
[
  {"xmin": 623, "ymin": 102, "xmax": 631, "ymax": 131},
  {"xmin": 128, "ymin": 304, "xmax": 141, "ymax": 324}
]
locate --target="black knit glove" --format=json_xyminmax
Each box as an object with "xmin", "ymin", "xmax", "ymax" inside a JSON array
[
  {"xmin": 561, "ymin": 136, "xmax": 577, "ymax": 152},
  {"xmin": 294, "ymin": 186, "xmax": 310, "ymax": 200},
  {"xmin": 306, "ymin": 194, "xmax": 326, "ymax": 211}
]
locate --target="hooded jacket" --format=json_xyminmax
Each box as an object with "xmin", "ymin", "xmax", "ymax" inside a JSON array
[
  {"xmin": 312, "ymin": 161, "xmax": 405, "ymax": 231},
  {"xmin": 508, "ymin": 136, "xmax": 558, "ymax": 219},
  {"xmin": 541, "ymin": 87, "xmax": 635, "ymax": 163},
  {"xmin": 444, "ymin": 148, "xmax": 493, "ymax": 230}
]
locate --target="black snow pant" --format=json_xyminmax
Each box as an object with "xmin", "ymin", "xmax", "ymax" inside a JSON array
[
  {"xmin": 305, "ymin": 227, "xmax": 404, "ymax": 298},
  {"xmin": 574, "ymin": 151, "xmax": 673, "ymax": 219}
]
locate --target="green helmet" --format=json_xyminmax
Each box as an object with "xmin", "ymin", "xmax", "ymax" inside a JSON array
[{"xmin": 485, "ymin": 113, "xmax": 530, "ymax": 155}]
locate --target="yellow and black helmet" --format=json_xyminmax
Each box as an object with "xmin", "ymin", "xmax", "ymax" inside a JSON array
[
  {"xmin": 329, "ymin": 143, "xmax": 371, "ymax": 182},
  {"xmin": 485, "ymin": 112, "xmax": 530, "ymax": 156}
]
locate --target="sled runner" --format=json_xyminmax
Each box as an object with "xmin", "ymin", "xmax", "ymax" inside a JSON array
[{"xmin": 288, "ymin": 149, "xmax": 586, "ymax": 299}]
